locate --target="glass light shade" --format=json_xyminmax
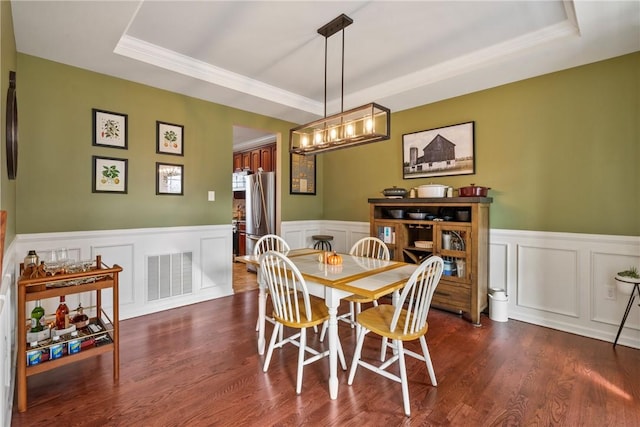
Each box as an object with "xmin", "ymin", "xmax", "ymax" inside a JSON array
[{"xmin": 290, "ymin": 103, "xmax": 390, "ymax": 155}]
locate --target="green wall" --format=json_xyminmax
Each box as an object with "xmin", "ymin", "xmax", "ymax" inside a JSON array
[
  {"xmin": 12, "ymin": 48, "xmax": 640, "ymax": 236},
  {"xmin": 323, "ymin": 52, "xmax": 640, "ymax": 236},
  {"xmin": 16, "ymin": 54, "xmax": 324, "ymax": 233},
  {"xmin": 1, "ymin": 0, "xmax": 17, "ymax": 243}
]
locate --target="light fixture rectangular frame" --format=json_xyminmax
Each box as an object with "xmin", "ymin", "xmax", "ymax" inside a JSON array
[{"xmin": 289, "ymin": 102, "xmax": 390, "ymax": 155}]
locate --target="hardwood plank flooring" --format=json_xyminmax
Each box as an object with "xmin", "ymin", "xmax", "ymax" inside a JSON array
[
  {"xmin": 232, "ymin": 260, "xmax": 258, "ymax": 293},
  {"xmin": 11, "ymin": 269, "xmax": 640, "ymax": 426}
]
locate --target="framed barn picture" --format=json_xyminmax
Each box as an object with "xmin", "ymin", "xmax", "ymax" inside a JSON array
[{"xmin": 402, "ymin": 121, "xmax": 475, "ymax": 179}]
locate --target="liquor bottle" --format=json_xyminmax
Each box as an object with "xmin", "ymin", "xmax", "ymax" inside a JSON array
[
  {"xmin": 30, "ymin": 300, "xmax": 45, "ymax": 332},
  {"xmin": 24, "ymin": 250, "xmax": 39, "ymax": 268},
  {"xmin": 55, "ymin": 296, "xmax": 69, "ymax": 330},
  {"xmin": 72, "ymin": 303, "xmax": 89, "ymax": 327}
]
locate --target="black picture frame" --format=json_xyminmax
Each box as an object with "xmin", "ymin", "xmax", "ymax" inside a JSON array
[
  {"xmin": 156, "ymin": 162, "xmax": 184, "ymax": 195},
  {"xmin": 290, "ymin": 153, "xmax": 316, "ymax": 195},
  {"xmin": 156, "ymin": 121, "xmax": 184, "ymax": 156},
  {"xmin": 402, "ymin": 121, "xmax": 475, "ymax": 179},
  {"xmin": 92, "ymin": 155, "xmax": 128, "ymax": 194},
  {"xmin": 92, "ymin": 108, "xmax": 128, "ymax": 149}
]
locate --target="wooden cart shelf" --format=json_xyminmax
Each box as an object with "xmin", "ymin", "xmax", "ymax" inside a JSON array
[{"xmin": 16, "ymin": 255, "xmax": 122, "ymax": 412}]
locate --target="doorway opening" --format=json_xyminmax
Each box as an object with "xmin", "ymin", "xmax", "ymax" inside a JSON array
[{"xmin": 232, "ymin": 125, "xmax": 279, "ymax": 293}]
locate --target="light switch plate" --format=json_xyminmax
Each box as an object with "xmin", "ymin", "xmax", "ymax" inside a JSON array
[{"xmin": 208, "ymin": 191, "xmax": 215, "ymax": 201}]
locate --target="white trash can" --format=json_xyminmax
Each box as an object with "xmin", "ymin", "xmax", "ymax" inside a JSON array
[{"xmin": 489, "ymin": 288, "xmax": 508, "ymax": 322}]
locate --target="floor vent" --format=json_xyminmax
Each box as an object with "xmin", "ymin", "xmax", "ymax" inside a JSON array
[{"xmin": 147, "ymin": 252, "xmax": 193, "ymax": 301}]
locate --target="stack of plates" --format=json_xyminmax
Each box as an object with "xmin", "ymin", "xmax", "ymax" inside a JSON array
[{"xmin": 414, "ymin": 241, "xmax": 433, "ymax": 249}]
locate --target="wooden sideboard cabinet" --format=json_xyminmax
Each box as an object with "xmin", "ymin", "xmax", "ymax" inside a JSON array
[
  {"xmin": 369, "ymin": 197, "xmax": 492, "ymax": 324},
  {"xmin": 16, "ymin": 255, "xmax": 121, "ymax": 412}
]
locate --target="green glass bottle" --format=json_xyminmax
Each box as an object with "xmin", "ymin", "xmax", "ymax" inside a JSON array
[{"xmin": 30, "ymin": 300, "xmax": 45, "ymax": 333}]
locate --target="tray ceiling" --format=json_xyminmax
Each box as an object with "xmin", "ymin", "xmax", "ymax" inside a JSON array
[{"xmin": 11, "ymin": 1, "xmax": 640, "ymax": 126}]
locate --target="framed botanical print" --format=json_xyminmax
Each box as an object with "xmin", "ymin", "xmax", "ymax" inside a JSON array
[
  {"xmin": 93, "ymin": 108, "xmax": 128, "ymax": 149},
  {"xmin": 92, "ymin": 156, "xmax": 128, "ymax": 193},
  {"xmin": 156, "ymin": 121, "xmax": 184, "ymax": 156}
]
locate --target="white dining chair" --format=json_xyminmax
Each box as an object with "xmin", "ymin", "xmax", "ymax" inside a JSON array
[
  {"xmin": 348, "ymin": 256, "xmax": 444, "ymax": 417},
  {"xmin": 260, "ymin": 250, "xmax": 347, "ymax": 394},
  {"xmin": 319, "ymin": 237, "xmax": 390, "ymax": 341},
  {"xmin": 254, "ymin": 234, "xmax": 290, "ymax": 331}
]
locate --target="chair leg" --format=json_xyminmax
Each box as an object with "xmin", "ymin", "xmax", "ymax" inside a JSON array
[
  {"xmin": 263, "ymin": 323, "xmax": 281, "ymax": 372},
  {"xmin": 296, "ymin": 328, "xmax": 306, "ymax": 394},
  {"xmin": 396, "ymin": 340, "xmax": 411, "ymax": 417},
  {"xmin": 348, "ymin": 327, "xmax": 368, "ymax": 385},
  {"xmin": 419, "ymin": 336, "xmax": 437, "ymax": 386},
  {"xmin": 255, "ymin": 316, "xmax": 260, "ymax": 332},
  {"xmin": 319, "ymin": 321, "xmax": 327, "ymax": 342},
  {"xmin": 354, "ymin": 302, "xmax": 363, "ymax": 336},
  {"xmin": 380, "ymin": 337, "xmax": 388, "ymax": 362},
  {"xmin": 348, "ymin": 301, "xmax": 355, "ymax": 328}
]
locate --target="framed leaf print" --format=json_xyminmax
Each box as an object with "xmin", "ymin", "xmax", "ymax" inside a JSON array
[
  {"xmin": 156, "ymin": 121, "xmax": 184, "ymax": 156},
  {"xmin": 92, "ymin": 108, "xmax": 128, "ymax": 149},
  {"xmin": 92, "ymin": 156, "xmax": 128, "ymax": 193}
]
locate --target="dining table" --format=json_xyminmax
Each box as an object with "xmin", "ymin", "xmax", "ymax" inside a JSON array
[{"xmin": 235, "ymin": 247, "xmax": 417, "ymax": 400}]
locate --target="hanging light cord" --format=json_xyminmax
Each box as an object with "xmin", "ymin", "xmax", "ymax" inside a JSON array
[
  {"xmin": 341, "ymin": 27, "xmax": 345, "ymax": 114},
  {"xmin": 324, "ymin": 36, "xmax": 327, "ymax": 118},
  {"xmin": 322, "ymin": 20, "xmax": 347, "ymax": 117}
]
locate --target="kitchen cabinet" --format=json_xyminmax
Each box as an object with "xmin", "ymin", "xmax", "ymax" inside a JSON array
[
  {"xmin": 16, "ymin": 255, "xmax": 121, "ymax": 412},
  {"xmin": 233, "ymin": 143, "xmax": 276, "ymax": 173},
  {"xmin": 242, "ymin": 152, "xmax": 251, "ymax": 170},
  {"xmin": 233, "ymin": 153, "xmax": 243, "ymax": 171},
  {"xmin": 259, "ymin": 147, "xmax": 273, "ymax": 172},
  {"xmin": 369, "ymin": 197, "xmax": 491, "ymax": 324},
  {"xmin": 250, "ymin": 150, "xmax": 261, "ymax": 171}
]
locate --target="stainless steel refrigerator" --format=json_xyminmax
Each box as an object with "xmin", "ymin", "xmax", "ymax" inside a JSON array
[{"xmin": 245, "ymin": 171, "xmax": 276, "ymax": 271}]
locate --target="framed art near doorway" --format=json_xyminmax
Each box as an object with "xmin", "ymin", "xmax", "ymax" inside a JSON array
[{"xmin": 290, "ymin": 153, "xmax": 316, "ymax": 195}]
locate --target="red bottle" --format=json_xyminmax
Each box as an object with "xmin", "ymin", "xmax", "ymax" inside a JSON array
[{"xmin": 55, "ymin": 296, "xmax": 69, "ymax": 330}]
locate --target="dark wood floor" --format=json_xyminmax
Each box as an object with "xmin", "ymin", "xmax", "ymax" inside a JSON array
[{"xmin": 11, "ymin": 267, "xmax": 640, "ymax": 426}]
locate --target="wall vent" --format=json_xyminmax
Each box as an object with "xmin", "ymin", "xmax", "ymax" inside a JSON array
[{"xmin": 147, "ymin": 252, "xmax": 193, "ymax": 301}]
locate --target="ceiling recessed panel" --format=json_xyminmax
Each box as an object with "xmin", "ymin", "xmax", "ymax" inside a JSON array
[{"xmin": 11, "ymin": 0, "xmax": 640, "ymax": 123}]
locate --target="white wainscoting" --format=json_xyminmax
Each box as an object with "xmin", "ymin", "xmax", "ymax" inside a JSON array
[
  {"xmin": 14, "ymin": 225, "xmax": 234, "ymax": 321},
  {"xmin": 280, "ymin": 220, "xmax": 370, "ymax": 254},
  {"xmin": 1, "ymin": 241, "xmax": 17, "ymax": 426},
  {"xmin": 491, "ymin": 229, "xmax": 640, "ymax": 349},
  {"xmin": 283, "ymin": 221, "xmax": 640, "ymax": 349}
]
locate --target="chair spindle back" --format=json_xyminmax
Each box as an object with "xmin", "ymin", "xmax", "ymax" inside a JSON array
[{"xmin": 390, "ymin": 256, "xmax": 444, "ymax": 335}]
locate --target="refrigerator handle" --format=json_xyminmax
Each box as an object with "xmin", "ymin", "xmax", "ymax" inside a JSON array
[{"xmin": 257, "ymin": 172, "xmax": 272, "ymax": 235}]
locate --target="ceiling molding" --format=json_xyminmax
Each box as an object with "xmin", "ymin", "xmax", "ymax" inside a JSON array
[
  {"xmin": 114, "ymin": 35, "xmax": 323, "ymax": 115},
  {"xmin": 343, "ymin": 19, "xmax": 580, "ymax": 108},
  {"xmin": 234, "ymin": 135, "xmax": 276, "ymax": 152}
]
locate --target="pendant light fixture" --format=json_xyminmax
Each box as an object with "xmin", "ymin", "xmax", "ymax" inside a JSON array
[{"xmin": 289, "ymin": 14, "xmax": 390, "ymax": 155}]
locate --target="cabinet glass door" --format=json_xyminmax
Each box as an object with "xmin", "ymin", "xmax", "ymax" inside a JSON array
[
  {"xmin": 435, "ymin": 224, "xmax": 471, "ymax": 282},
  {"xmin": 375, "ymin": 222, "xmax": 399, "ymax": 260}
]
